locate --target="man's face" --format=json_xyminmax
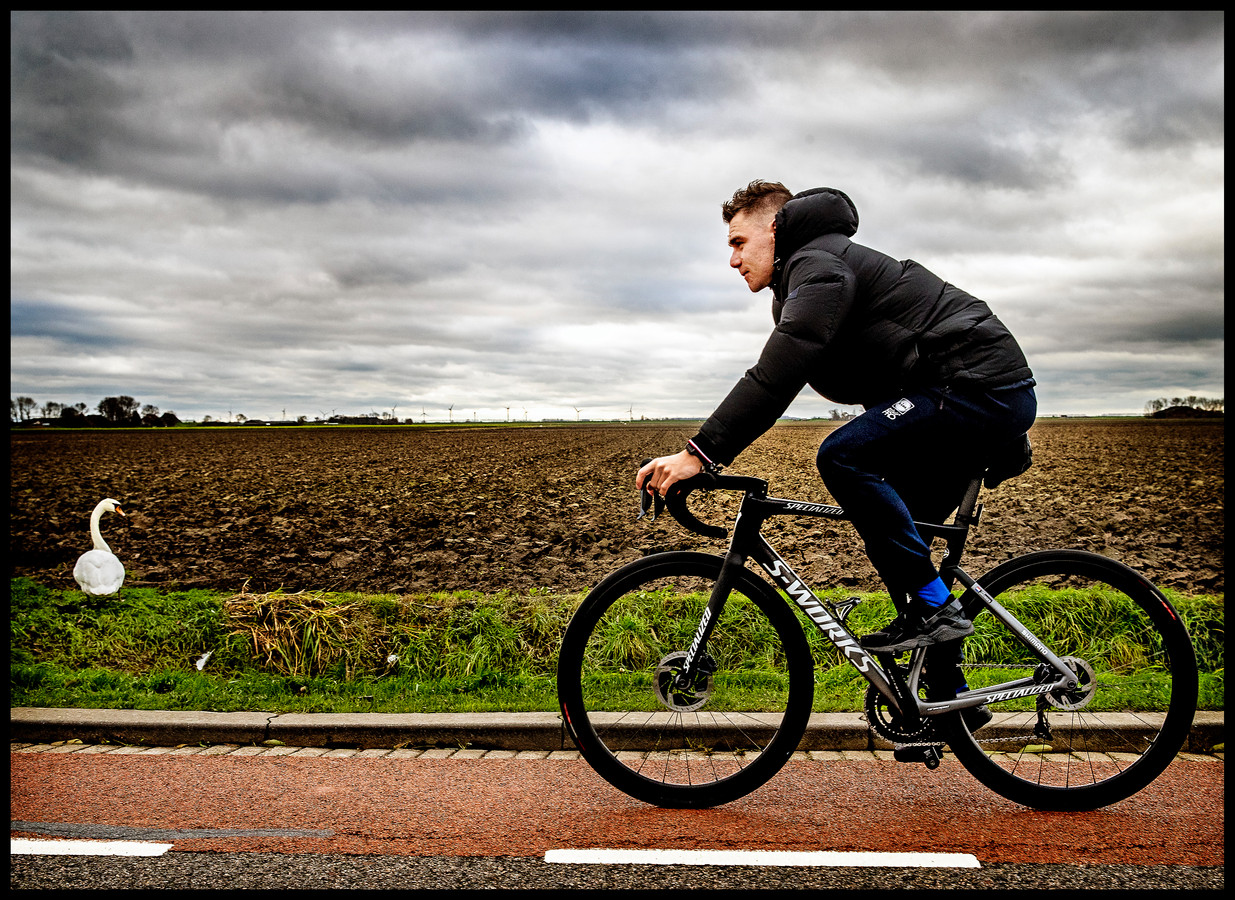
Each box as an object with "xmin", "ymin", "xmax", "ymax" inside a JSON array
[{"xmin": 727, "ymin": 209, "xmax": 777, "ymax": 292}]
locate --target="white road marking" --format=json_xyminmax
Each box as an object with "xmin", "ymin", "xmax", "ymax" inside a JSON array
[
  {"xmin": 545, "ymin": 848, "xmax": 981, "ymax": 868},
  {"xmin": 11, "ymin": 838, "xmax": 173, "ymax": 857}
]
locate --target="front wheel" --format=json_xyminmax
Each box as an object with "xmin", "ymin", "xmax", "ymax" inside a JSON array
[
  {"xmin": 557, "ymin": 552, "xmax": 814, "ymax": 808},
  {"xmin": 946, "ymin": 550, "xmax": 1198, "ymax": 810}
]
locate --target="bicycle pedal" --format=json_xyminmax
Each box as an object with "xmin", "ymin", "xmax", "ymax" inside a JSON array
[{"xmin": 893, "ymin": 745, "xmax": 944, "ymax": 769}]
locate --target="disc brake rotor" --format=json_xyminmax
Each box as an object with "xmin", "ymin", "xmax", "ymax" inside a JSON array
[
  {"xmin": 654, "ymin": 651, "xmax": 714, "ymax": 712},
  {"xmin": 1045, "ymin": 656, "xmax": 1098, "ymax": 710}
]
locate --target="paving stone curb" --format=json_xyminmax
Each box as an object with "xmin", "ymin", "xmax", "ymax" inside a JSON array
[
  {"xmin": 10, "ymin": 742, "xmax": 1225, "ymax": 766},
  {"xmin": 9, "ymin": 708, "xmax": 1224, "ymax": 755}
]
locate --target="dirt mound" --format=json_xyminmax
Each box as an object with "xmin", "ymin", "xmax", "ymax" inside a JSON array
[{"xmin": 1150, "ymin": 406, "xmax": 1223, "ymax": 419}]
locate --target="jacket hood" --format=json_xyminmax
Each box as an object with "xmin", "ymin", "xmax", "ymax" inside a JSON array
[{"xmin": 774, "ymin": 187, "xmax": 859, "ymax": 262}]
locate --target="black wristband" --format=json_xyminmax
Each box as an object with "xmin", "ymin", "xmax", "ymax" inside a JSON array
[{"xmin": 685, "ymin": 440, "xmax": 721, "ymax": 473}]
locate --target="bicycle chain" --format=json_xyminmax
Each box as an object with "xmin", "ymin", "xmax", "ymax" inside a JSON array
[
  {"xmin": 862, "ymin": 715, "xmax": 1042, "ymax": 748},
  {"xmin": 863, "ymin": 661, "xmax": 1047, "ymax": 748},
  {"xmin": 958, "ymin": 661, "xmax": 1055, "ymax": 746}
]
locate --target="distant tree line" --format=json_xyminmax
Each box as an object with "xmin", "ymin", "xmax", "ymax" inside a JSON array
[
  {"xmin": 15, "ymin": 393, "xmax": 1221, "ymax": 426},
  {"xmin": 1144, "ymin": 396, "xmax": 1224, "ymax": 416},
  {"xmin": 10, "ymin": 395, "xmax": 180, "ymax": 427}
]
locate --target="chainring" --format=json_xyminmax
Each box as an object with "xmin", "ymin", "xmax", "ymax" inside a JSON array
[{"xmin": 864, "ymin": 685, "xmax": 936, "ymax": 744}]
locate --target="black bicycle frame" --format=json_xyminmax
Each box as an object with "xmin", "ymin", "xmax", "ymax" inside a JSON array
[{"xmin": 675, "ymin": 480, "xmax": 1079, "ymax": 721}]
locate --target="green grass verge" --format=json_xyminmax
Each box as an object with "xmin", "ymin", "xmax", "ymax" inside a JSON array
[{"xmin": 9, "ymin": 577, "xmax": 1224, "ymax": 714}]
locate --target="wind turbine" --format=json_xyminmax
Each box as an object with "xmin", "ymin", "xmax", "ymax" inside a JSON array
[
  {"xmin": 448, "ymin": 404, "xmax": 453, "ymax": 423},
  {"xmin": 574, "ymin": 407, "xmax": 581, "ymax": 421}
]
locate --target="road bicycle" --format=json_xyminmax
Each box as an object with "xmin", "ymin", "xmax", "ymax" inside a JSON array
[{"xmin": 557, "ymin": 465, "xmax": 1197, "ymax": 811}]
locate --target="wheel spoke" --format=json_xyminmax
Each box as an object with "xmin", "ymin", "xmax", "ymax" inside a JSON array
[
  {"xmin": 558, "ymin": 553, "xmax": 813, "ymax": 808},
  {"xmin": 947, "ymin": 550, "xmax": 1197, "ymax": 810}
]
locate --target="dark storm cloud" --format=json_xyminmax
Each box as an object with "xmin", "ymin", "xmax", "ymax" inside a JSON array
[
  {"xmin": 10, "ymin": 10, "xmax": 736, "ymax": 199},
  {"xmin": 10, "ymin": 298, "xmax": 122, "ymax": 349},
  {"xmin": 9, "ymin": 11, "xmax": 1224, "ymax": 421},
  {"xmin": 11, "ymin": 11, "xmax": 1222, "ymax": 200},
  {"xmin": 1042, "ymin": 301, "xmax": 1225, "ymax": 353},
  {"xmin": 762, "ymin": 10, "xmax": 1224, "ymax": 187},
  {"xmin": 10, "ymin": 15, "xmax": 141, "ymax": 168}
]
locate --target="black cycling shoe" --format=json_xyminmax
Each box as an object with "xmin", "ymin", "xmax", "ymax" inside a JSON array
[
  {"xmin": 861, "ymin": 600, "xmax": 974, "ymax": 653},
  {"xmin": 960, "ymin": 703, "xmax": 993, "ymax": 733},
  {"xmin": 859, "ymin": 613, "xmax": 919, "ymax": 652}
]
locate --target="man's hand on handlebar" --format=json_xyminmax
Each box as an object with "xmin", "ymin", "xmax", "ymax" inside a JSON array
[{"xmin": 636, "ymin": 450, "xmax": 703, "ymax": 497}]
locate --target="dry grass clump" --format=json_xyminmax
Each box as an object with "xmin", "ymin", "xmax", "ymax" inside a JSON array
[
  {"xmin": 221, "ymin": 585, "xmax": 581, "ymax": 681},
  {"xmin": 224, "ymin": 587, "xmax": 383, "ymax": 679}
]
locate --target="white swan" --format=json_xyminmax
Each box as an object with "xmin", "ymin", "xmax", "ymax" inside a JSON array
[{"xmin": 74, "ymin": 498, "xmax": 126, "ymax": 595}]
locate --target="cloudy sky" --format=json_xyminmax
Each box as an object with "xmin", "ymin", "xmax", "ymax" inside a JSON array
[{"xmin": 10, "ymin": 11, "xmax": 1225, "ymax": 422}]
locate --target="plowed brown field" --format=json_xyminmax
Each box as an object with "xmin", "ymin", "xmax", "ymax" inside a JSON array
[{"xmin": 9, "ymin": 418, "xmax": 1224, "ymax": 597}]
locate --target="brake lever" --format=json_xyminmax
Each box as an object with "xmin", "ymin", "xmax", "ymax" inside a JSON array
[
  {"xmin": 638, "ymin": 480, "xmax": 666, "ymax": 522},
  {"xmin": 637, "ymin": 459, "xmax": 666, "ymax": 522}
]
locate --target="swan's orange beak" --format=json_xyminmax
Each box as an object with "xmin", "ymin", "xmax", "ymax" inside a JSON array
[{"xmin": 115, "ymin": 506, "xmax": 126, "ymax": 517}]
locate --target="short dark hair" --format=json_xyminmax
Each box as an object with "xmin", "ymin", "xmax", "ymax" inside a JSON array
[{"xmin": 722, "ymin": 180, "xmax": 793, "ymax": 223}]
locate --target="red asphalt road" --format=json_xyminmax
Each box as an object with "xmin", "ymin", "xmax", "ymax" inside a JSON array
[{"xmin": 10, "ymin": 754, "xmax": 1223, "ymax": 865}]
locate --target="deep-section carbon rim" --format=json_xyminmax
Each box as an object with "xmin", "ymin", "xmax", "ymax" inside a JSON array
[
  {"xmin": 947, "ymin": 550, "xmax": 1198, "ymax": 810},
  {"xmin": 558, "ymin": 552, "xmax": 814, "ymax": 808}
]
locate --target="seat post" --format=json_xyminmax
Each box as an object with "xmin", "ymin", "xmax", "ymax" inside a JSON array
[{"xmin": 954, "ymin": 475, "xmax": 984, "ymax": 526}]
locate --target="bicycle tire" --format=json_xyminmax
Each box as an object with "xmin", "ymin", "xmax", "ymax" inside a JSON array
[
  {"xmin": 945, "ymin": 549, "xmax": 1198, "ymax": 810},
  {"xmin": 557, "ymin": 551, "xmax": 814, "ymax": 808}
]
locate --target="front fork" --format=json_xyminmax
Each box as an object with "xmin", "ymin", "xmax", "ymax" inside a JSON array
[
  {"xmin": 674, "ymin": 508, "xmax": 769, "ymax": 691},
  {"xmin": 674, "ymin": 547, "xmax": 746, "ymax": 691}
]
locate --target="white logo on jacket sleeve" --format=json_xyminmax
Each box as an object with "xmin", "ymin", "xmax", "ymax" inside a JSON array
[{"xmin": 882, "ymin": 398, "xmax": 916, "ymax": 420}]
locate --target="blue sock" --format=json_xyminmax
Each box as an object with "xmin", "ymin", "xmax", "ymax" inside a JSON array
[{"xmin": 911, "ymin": 576, "xmax": 952, "ymax": 609}]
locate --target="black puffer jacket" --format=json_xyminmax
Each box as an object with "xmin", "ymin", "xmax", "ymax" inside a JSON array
[{"xmin": 692, "ymin": 187, "xmax": 1033, "ymax": 466}]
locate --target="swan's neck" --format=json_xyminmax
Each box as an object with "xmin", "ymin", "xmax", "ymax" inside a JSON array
[{"xmin": 90, "ymin": 506, "xmax": 112, "ymax": 553}]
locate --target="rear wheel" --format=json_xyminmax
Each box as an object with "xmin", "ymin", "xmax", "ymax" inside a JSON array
[
  {"xmin": 557, "ymin": 552, "xmax": 814, "ymax": 808},
  {"xmin": 946, "ymin": 550, "xmax": 1197, "ymax": 810}
]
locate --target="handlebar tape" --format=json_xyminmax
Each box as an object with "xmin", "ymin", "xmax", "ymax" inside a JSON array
[
  {"xmin": 638, "ymin": 462, "xmax": 768, "ymax": 539},
  {"xmin": 664, "ymin": 474, "xmax": 728, "ymax": 539}
]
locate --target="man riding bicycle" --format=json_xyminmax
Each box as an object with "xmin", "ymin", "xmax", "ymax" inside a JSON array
[{"xmin": 638, "ymin": 181, "xmax": 1036, "ymax": 706}]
